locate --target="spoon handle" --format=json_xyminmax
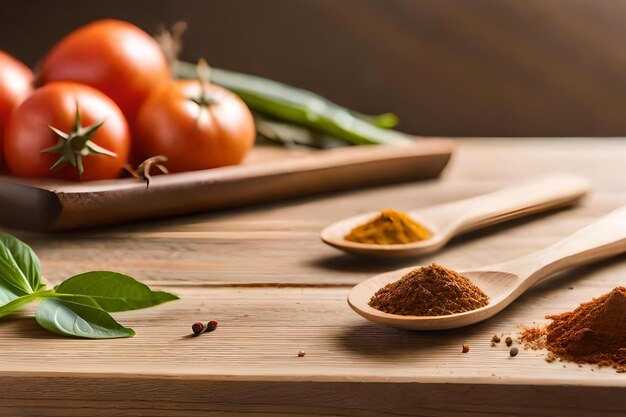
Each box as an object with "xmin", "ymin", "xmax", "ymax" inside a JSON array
[
  {"xmin": 420, "ymin": 173, "xmax": 591, "ymax": 235},
  {"xmin": 503, "ymin": 205, "xmax": 626, "ymax": 285}
]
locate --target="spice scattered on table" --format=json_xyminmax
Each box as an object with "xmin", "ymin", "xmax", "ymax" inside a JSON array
[
  {"xmin": 344, "ymin": 209, "xmax": 432, "ymax": 245},
  {"xmin": 462, "ymin": 344, "xmax": 470, "ymax": 353},
  {"xmin": 298, "ymin": 350, "xmax": 306, "ymax": 357},
  {"xmin": 510, "ymin": 347, "xmax": 519, "ymax": 357},
  {"xmin": 192, "ymin": 322, "xmax": 205, "ymax": 335},
  {"xmin": 490, "ymin": 334, "xmax": 501, "ymax": 347},
  {"xmin": 206, "ymin": 320, "xmax": 218, "ymax": 332},
  {"xmin": 505, "ymin": 336, "xmax": 513, "ymax": 347},
  {"xmin": 369, "ymin": 263, "xmax": 489, "ymax": 316},
  {"xmin": 519, "ymin": 287, "xmax": 626, "ymax": 372}
]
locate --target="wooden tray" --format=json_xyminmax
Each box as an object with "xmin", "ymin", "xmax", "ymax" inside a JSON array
[{"xmin": 0, "ymin": 140, "xmax": 454, "ymax": 231}]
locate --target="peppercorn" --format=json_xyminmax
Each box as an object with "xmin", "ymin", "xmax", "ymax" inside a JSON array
[
  {"xmin": 510, "ymin": 347, "xmax": 519, "ymax": 357},
  {"xmin": 191, "ymin": 321, "xmax": 205, "ymax": 335},
  {"xmin": 505, "ymin": 336, "xmax": 513, "ymax": 347},
  {"xmin": 462, "ymin": 344, "xmax": 470, "ymax": 353},
  {"xmin": 206, "ymin": 320, "xmax": 218, "ymax": 332},
  {"xmin": 298, "ymin": 350, "xmax": 306, "ymax": 357}
]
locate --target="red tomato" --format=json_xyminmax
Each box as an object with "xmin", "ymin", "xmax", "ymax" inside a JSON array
[
  {"xmin": 134, "ymin": 79, "xmax": 255, "ymax": 172},
  {"xmin": 0, "ymin": 51, "xmax": 33, "ymax": 168},
  {"xmin": 39, "ymin": 19, "xmax": 170, "ymax": 126},
  {"xmin": 4, "ymin": 82, "xmax": 130, "ymax": 181}
]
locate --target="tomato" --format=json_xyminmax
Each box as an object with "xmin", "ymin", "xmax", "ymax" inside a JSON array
[
  {"xmin": 0, "ymin": 51, "xmax": 33, "ymax": 168},
  {"xmin": 134, "ymin": 79, "xmax": 255, "ymax": 172},
  {"xmin": 39, "ymin": 19, "xmax": 170, "ymax": 126},
  {"xmin": 4, "ymin": 82, "xmax": 130, "ymax": 181}
]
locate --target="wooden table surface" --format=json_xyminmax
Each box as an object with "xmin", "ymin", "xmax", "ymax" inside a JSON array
[{"xmin": 1, "ymin": 138, "xmax": 625, "ymax": 416}]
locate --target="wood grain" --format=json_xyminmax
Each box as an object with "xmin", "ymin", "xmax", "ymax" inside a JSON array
[
  {"xmin": 2, "ymin": 285, "xmax": 626, "ymax": 381},
  {"xmin": 0, "ymin": 138, "xmax": 625, "ymax": 416},
  {"xmin": 2, "ymin": 378, "xmax": 625, "ymax": 417}
]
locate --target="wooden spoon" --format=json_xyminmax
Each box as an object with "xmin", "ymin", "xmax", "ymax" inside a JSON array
[
  {"xmin": 321, "ymin": 173, "xmax": 591, "ymax": 257},
  {"xmin": 348, "ymin": 205, "xmax": 626, "ymax": 330}
]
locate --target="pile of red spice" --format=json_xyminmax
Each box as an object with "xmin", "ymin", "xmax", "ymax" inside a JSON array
[
  {"xmin": 520, "ymin": 286, "xmax": 626, "ymax": 372},
  {"xmin": 369, "ymin": 263, "xmax": 489, "ymax": 316}
]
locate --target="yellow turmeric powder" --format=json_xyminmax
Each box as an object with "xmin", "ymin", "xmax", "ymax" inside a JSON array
[{"xmin": 345, "ymin": 209, "xmax": 432, "ymax": 244}]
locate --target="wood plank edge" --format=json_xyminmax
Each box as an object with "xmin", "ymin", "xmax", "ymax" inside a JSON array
[
  {"xmin": 1, "ymin": 376, "xmax": 624, "ymax": 417},
  {"xmin": 1, "ymin": 371, "xmax": 624, "ymax": 387}
]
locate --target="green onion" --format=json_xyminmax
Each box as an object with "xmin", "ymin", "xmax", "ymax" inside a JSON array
[
  {"xmin": 175, "ymin": 61, "xmax": 414, "ymax": 146},
  {"xmin": 254, "ymin": 113, "xmax": 346, "ymax": 149}
]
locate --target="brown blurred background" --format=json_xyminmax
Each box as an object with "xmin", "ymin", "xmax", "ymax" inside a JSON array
[{"xmin": 2, "ymin": 0, "xmax": 626, "ymax": 137}]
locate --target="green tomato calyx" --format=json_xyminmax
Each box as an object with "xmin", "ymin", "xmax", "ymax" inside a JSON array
[
  {"xmin": 189, "ymin": 93, "xmax": 217, "ymax": 107},
  {"xmin": 41, "ymin": 104, "xmax": 116, "ymax": 176}
]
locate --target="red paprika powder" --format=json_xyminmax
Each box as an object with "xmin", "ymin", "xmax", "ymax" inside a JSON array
[{"xmin": 520, "ymin": 286, "xmax": 626, "ymax": 372}]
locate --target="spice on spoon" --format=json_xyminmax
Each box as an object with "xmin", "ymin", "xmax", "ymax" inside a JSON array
[
  {"xmin": 369, "ymin": 263, "xmax": 489, "ymax": 316},
  {"xmin": 519, "ymin": 286, "xmax": 626, "ymax": 372},
  {"xmin": 345, "ymin": 209, "xmax": 432, "ymax": 245}
]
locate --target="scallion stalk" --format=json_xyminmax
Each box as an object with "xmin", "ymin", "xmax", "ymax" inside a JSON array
[{"xmin": 175, "ymin": 61, "xmax": 414, "ymax": 146}]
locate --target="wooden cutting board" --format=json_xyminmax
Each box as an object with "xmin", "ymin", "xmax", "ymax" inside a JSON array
[{"xmin": 0, "ymin": 140, "xmax": 453, "ymax": 231}]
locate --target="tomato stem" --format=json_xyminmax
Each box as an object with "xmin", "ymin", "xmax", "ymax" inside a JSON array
[
  {"xmin": 125, "ymin": 155, "xmax": 169, "ymax": 188},
  {"xmin": 187, "ymin": 58, "xmax": 217, "ymax": 108}
]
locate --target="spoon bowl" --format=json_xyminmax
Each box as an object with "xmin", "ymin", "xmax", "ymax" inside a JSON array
[
  {"xmin": 348, "ymin": 268, "xmax": 522, "ymax": 330},
  {"xmin": 322, "ymin": 211, "xmax": 447, "ymax": 257},
  {"xmin": 322, "ymin": 173, "xmax": 591, "ymax": 257},
  {"xmin": 348, "ymin": 205, "xmax": 626, "ymax": 330}
]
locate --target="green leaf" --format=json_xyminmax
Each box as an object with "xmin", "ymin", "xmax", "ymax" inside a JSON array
[
  {"xmin": 0, "ymin": 233, "xmax": 43, "ymax": 298},
  {"xmin": 35, "ymin": 298, "xmax": 135, "ymax": 339},
  {"xmin": 0, "ymin": 291, "xmax": 52, "ymax": 318},
  {"xmin": 54, "ymin": 271, "xmax": 178, "ymax": 312},
  {"xmin": 0, "ymin": 287, "xmax": 20, "ymax": 308}
]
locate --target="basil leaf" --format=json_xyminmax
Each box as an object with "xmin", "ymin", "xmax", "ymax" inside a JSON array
[
  {"xmin": 0, "ymin": 285, "xmax": 21, "ymax": 308},
  {"xmin": 0, "ymin": 293, "xmax": 36, "ymax": 317},
  {"xmin": 35, "ymin": 298, "xmax": 135, "ymax": 339},
  {"xmin": 0, "ymin": 233, "xmax": 43, "ymax": 297},
  {"xmin": 55, "ymin": 271, "xmax": 178, "ymax": 312}
]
